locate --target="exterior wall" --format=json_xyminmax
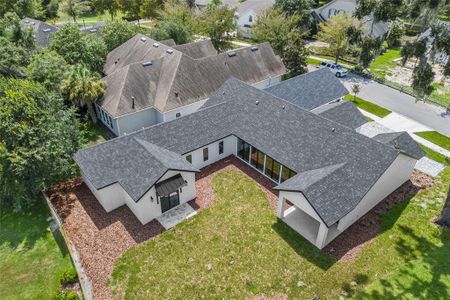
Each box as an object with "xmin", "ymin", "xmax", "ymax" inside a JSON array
[
  {"xmin": 81, "ymin": 171, "xmax": 125, "ymax": 212},
  {"xmin": 95, "ymin": 103, "xmax": 119, "ymax": 136},
  {"xmin": 338, "ymin": 153, "xmax": 416, "ymax": 231},
  {"xmin": 183, "ymin": 135, "xmax": 238, "ymax": 169},
  {"xmin": 162, "ymin": 99, "xmax": 208, "ymax": 122},
  {"xmin": 116, "ymin": 106, "xmax": 160, "ymax": 136},
  {"xmin": 277, "ymin": 191, "xmax": 321, "ymax": 221}
]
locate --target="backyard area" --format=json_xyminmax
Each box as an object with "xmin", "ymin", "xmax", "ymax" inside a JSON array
[
  {"xmin": 109, "ymin": 165, "xmax": 450, "ymax": 299},
  {"xmin": 0, "ymin": 201, "xmax": 76, "ymax": 299}
]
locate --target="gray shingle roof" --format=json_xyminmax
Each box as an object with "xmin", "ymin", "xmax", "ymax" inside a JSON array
[
  {"xmin": 264, "ymin": 68, "xmax": 349, "ymax": 111},
  {"xmin": 99, "ymin": 39, "xmax": 285, "ymax": 116},
  {"xmin": 74, "ymin": 78, "xmax": 413, "ymax": 226},
  {"xmin": 373, "ymin": 132, "xmax": 425, "ymax": 160},
  {"xmin": 312, "ymin": 101, "xmax": 368, "ymax": 129},
  {"xmin": 21, "ymin": 17, "xmax": 58, "ymax": 48},
  {"xmin": 174, "ymin": 39, "xmax": 217, "ymax": 59}
]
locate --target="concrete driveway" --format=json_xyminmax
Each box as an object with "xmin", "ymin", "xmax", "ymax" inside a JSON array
[{"xmin": 340, "ymin": 73, "xmax": 450, "ymax": 137}]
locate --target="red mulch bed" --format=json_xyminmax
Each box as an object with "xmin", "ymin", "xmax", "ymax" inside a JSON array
[{"xmin": 47, "ymin": 156, "xmax": 434, "ymax": 298}]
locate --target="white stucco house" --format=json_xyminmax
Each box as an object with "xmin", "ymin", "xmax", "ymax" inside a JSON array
[
  {"xmin": 96, "ymin": 34, "xmax": 285, "ymax": 136},
  {"xmin": 420, "ymin": 20, "xmax": 450, "ymax": 66},
  {"xmin": 195, "ymin": 0, "xmax": 275, "ymax": 38},
  {"xmin": 74, "ymin": 69, "xmax": 424, "ymax": 249},
  {"xmin": 312, "ymin": 0, "xmax": 389, "ymax": 39}
]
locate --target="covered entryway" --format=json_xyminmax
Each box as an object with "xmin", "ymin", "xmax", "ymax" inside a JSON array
[{"xmin": 155, "ymin": 174, "xmax": 186, "ymax": 213}]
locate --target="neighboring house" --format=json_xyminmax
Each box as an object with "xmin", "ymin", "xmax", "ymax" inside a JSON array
[
  {"xmin": 96, "ymin": 34, "xmax": 285, "ymax": 136},
  {"xmin": 196, "ymin": 0, "xmax": 275, "ymax": 37},
  {"xmin": 74, "ymin": 77, "xmax": 424, "ymax": 249},
  {"xmin": 21, "ymin": 17, "xmax": 58, "ymax": 48},
  {"xmin": 311, "ymin": 0, "xmax": 389, "ymax": 39},
  {"xmin": 420, "ymin": 20, "xmax": 450, "ymax": 66}
]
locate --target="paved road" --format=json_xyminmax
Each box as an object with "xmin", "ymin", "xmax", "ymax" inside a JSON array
[{"xmin": 340, "ymin": 73, "xmax": 450, "ymax": 137}]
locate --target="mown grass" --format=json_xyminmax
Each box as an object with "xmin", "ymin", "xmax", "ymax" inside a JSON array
[
  {"xmin": 0, "ymin": 201, "xmax": 75, "ymax": 299},
  {"xmin": 307, "ymin": 57, "xmax": 323, "ymax": 66},
  {"xmin": 110, "ymin": 168, "xmax": 450, "ymax": 299},
  {"xmin": 419, "ymin": 144, "xmax": 450, "ymax": 166},
  {"xmin": 416, "ymin": 131, "xmax": 450, "ymax": 152},
  {"xmin": 369, "ymin": 48, "xmax": 401, "ymax": 80},
  {"xmin": 344, "ymin": 94, "xmax": 392, "ymax": 118}
]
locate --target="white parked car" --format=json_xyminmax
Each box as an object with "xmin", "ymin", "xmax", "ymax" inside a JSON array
[{"xmin": 320, "ymin": 61, "xmax": 348, "ymax": 78}]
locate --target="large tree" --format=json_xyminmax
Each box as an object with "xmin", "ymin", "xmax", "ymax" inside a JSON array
[
  {"xmin": 140, "ymin": 0, "xmax": 163, "ymax": 19},
  {"xmin": 101, "ymin": 21, "xmax": 143, "ymax": 51},
  {"xmin": 197, "ymin": 3, "xmax": 236, "ymax": 52},
  {"xmin": 0, "ymin": 78, "xmax": 83, "ymax": 209},
  {"xmin": 49, "ymin": 24, "xmax": 107, "ymax": 71},
  {"xmin": 251, "ymin": 8, "xmax": 300, "ymax": 57},
  {"xmin": 60, "ymin": 0, "xmax": 92, "ymax": 22},
  {"xmin": 26, "ymin": 49, "xmax": 68, "ymax": 91},
  {"xmin": 61, "ymin": 64, "xmax": 105, "ymax": 124},
  {"xmin": 0, "ymin": 37, "xmax": 28, "ymax": 78},
  {"xmin": 275, "ymin": 0, "xmax": 313, "ymax": 27},
  {"xmin": 412, "ymin": 60, "xmax": 435, "ymax": 100},
  {"xmin": 316, "ymin": 13, "xmax": 358, "ymax": 63},
  {"xmin": 118, "ymin": 0, "xmax": 143, "ymax": 21},
  {"xmin": 93, "ymin": 0, "xmax": 120, "ymax": 20},
  {"xmin": 282, "ymin": 32, "xmax": 309, "ymax": 77},
  {"xmin": 151, "ymin": 19, "xmax": 193, "ymax": 44},
  {"xmin": 2, "ymin": 12, "xmax": 35, "ymax": 49}
]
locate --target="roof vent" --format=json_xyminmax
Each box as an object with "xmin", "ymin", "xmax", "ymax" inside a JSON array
[
  {"xmin": 255, "ymin": 100, "xmax": 259, "ymax": 105},
  {"xmin": 24, "ymin": 20, "xmax": 29, "ymax": 23},
  {"xmin": 131, "ymin": 97, "xmax": 135, "ymax": 109},
  {"xmin": 140, "ymin": 37, "xmax": 147, "ymax": 42},
  {"xmin": 166, "ymin": 48, "xmax": 174, "ymax": 54},
  {"xmin": 251, "ymin": 46, "xmax": 259, "ymax": 52},
  {"xmin": 30, "ymin": 21, "xmax": 35, "ymax": 25},
  {"xmin": 282, "ymin": 105, "xmax": 286, "ymax": 109},
  {"xmin": 331, "ymin": 127, "xmax": 336, "ymax": 132},
  {"xmin": 89, "ymin": 28, "xmax": 97, "ymax": 33},
  {"xmin": 394, "ymin": 141, "xmax": 401, "ymax": 149},
  {"xmin": 43, "ymin": 28, "xmax": 51, "ymax": 32},
  {"xmin": 153, "ymin": 42, "xmax": 160, "ymax": 48},
  {"xmin": 227, "ymin": 51, "xmax": 237, "ymax": 57},
  {"xmin": 142, "ymin": 61, "xmax": 152, "ymax": 67}
]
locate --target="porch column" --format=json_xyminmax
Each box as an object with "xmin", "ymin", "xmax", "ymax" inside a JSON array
[
  {"xmin": 315, "ymin": 222, "xmax": 329, "ymax": 249},
  {"xmin": 277, "ymin": 196, "xmax": 286, "ymax": 218}
]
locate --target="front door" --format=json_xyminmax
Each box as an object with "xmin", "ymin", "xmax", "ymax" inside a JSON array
[{"xmin": 160, "ymin": 192, "xmax": 180, "ymax": 213}]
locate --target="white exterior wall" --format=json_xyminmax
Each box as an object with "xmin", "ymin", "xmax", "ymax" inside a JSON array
[
  {"xmin": 116, "ymin": 107, "xmax": 160, "ymax": 136},
  {"xmin": 338, "ymin": 153, "xmax": 416, "ymax": 231},
  {"xmin": 95, "ymin": 104, "xmax": 119, "ymax": 136},
  {"xmin": 277, "ymin": 191, "xmax": 321, "ymax": 221},
  {"xmin": 183, "ymin": 135, "xmax": 238, "ymax": 169},
  {"xmin": 162, "ymin": 99, "xmax": 208, "ymax": 122},
  {"xmin": 252, "ymin": 75, "xmax": 282, "ymax": 89},
  {"xmin": 81, "ymin": 170, "xmax": 196, "ymax": 225}
]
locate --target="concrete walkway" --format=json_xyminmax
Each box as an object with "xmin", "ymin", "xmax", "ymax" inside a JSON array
[{"xmin": 156, "ymin": 203, "xmax": 197, "ymax": 229}]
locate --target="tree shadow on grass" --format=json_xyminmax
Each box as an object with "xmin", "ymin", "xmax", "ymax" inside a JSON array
[
  {"xmin": 272, "ymin": 219, "xmax": 335, "ymax": 270},
  {"xmin": 0, "ymin": 201, "xmax": 52, "ymax": 251},
  {"xmin": 353, "ymin": 225, "xmax": 450, "ymax": 299}
]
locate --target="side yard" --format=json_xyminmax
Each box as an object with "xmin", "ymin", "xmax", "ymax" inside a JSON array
[
  {"xmin": 109, "ymin": 167, "xmax": 450, "ymax": 299},
  {"xmin": 0, "ymin": 201, "xmax": 76, "ymax": 299},
  {"xmin": 344, "ymin": 94, "xmax": 392, "ymax": 118}
]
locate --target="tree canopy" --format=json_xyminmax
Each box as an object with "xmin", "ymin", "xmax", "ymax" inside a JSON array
[
  {"xmin": 0, "ymin": 78, "xmax": 83, "ymax": 209},
  {"xmin": 0, "ymin": 37, "xmax": 28, "ymax": 78},
  {"xmin": 151, "ymin": 19, "xmax": 193, "ymax": 44},
  {"xmin": 26, "ymin": 49, "xmax": 69, "ymax": 91},
  {"xmin": 101, "ymin": 21, "xmax": 143, "ymax": 51}
]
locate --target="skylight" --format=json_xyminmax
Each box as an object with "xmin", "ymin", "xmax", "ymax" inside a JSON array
[
  {"xmin": 166, "ymin": 49, "xmax": 174, "ymax": 54},
  {"xmin": 251, "ymin": 46, "xmax": 259, "ymax": 52},
  {"xmin": 140, "ymin": 37, "xmax": 147, "ymax": 42},
  {"xmin": 227, "ymin": 51, "xmax": 237, "ymax": 57},
  {"xmin": 153, "ymin": 42, "xmax": 160, "ymax": 48},
  {"xmin": 142, "ymin": 61, "xmax": 152, "ymax": 67}
]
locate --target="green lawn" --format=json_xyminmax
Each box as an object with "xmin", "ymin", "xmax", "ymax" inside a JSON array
[
  {"xmin": 419, "ymin": 144, "xmax": 450, "ymax": 166},
  {"xmin": 56, "ymin": 10, "xmax": 126, "ymax": 24},
  {"xmin": 307, "ymin": 57, "xmax": 323, "ymax": 66},
  {"xmin": 369, "ymin": 49, "xmax": 401, "ymax": 80},
  {"xmin": 344, "ymin": 94, "xmax": 392, "ymax": 118},
  {"xmin": 0, "ymin": 201, "xmax": 75, "ymax": 299},
  {"xmin": 110, "ymin": 168, "xmax": 450, "ymax": 299},
  {"xmin": 80, "ymin": 121, "xmax": 110, "ymax": 147},
  {"xmin": 415, "ymin": 131, "xmax": 450, "ymax": 152}
]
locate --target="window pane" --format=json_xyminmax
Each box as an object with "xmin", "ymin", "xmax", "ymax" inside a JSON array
[
  {"xmin": 281, "ymin": 166, "xmax": 296, "ymax": 183},
  {"xmin": 251, "ymin": 147, "xmax": 258, "ymax": 168},
  {"xmin": 264, "ymin": 156, "xmax": 273, "ymax": 177},
  {"xmin": 219, "ymin": 141, "xmax": 224, "ymax": 155},
  {"xmin": 257, "ymin": 151, "xmax": 264, "ymax": 171},
  {"xmin": 186, "ymin": 155, "xmax": 192, "ymax": 163},
  {"xmin": 203, "ymin": 148, "xmax": 208, "ymax": 161},
  {"xmin": 271, "ymin": 160, "xmax": 280, "ymax": 181}
]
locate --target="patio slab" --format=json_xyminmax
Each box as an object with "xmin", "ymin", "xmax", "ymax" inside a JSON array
[
  {"xmin": 156, "ymin": 203, "xmax": 197, "ymax": 229},
  {"xmin": 415, "ymin": 157, "xmax": 445, "ymax": 177}
]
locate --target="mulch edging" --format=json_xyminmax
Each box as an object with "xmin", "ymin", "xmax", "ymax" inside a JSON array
[{"xmin": 47, "ymin": 157, "xmax": 434, "ymax": 298}]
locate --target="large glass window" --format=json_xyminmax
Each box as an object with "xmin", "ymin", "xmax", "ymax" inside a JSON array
[
  {"xmin": 237, "ymin": 139, "xmax": 250, "ymax": 162},
  {"xmin": 280, "ymin": 166, "xmax": 296, "ymax": 183},
  {"xmin": 264, "ymin": 155, "xmax": 280, "ymax": 181},
  {"xmin": 251, "ymin": 147, "xmax": 258, "ymax": 168}
]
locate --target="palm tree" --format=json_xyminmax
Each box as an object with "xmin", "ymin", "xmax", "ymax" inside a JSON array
[{"xmin": 61, "ymin": 64, "xmax": 105, "ymax": 124}]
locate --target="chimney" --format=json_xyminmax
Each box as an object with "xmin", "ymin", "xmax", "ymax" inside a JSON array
[{"xmin": 131, "ymin": 96, "xmax": 135, "ymax": 109}]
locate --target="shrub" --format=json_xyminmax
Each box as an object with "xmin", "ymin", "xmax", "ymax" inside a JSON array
[
  {"xmin": 58, "ymin": 268, "xmax": 78, "ymax": 286},
  {"xmin": 55, "ymin": 290, "xmax": 79, "ymax": 300}
]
